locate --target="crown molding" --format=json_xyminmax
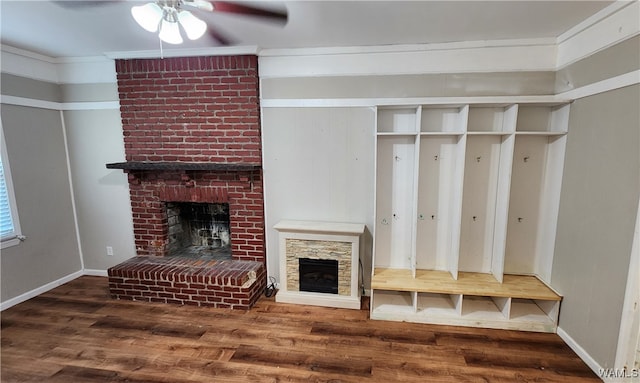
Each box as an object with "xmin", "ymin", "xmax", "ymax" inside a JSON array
[
  {"xmin": 1, "ymin": 45, "xmax": 60, "ymax": 83},
  {"xmin": 104, "ymin": 45, "xmax": 259, "ymax": 59},
  {"xmin": 258, "ymin": 37, "xmax": 557, "ymax": 57},
  {"xmin": 556, "ymin": 0, "xmax": 640, "ymax": 69},
  {"xmin": 556, "ymin": 0, "xmax": 635, "ymax": 44},
  {"xmin": 258, "ymin": 43, "xmax": 557, "ymax": 78},
  {"xmin": 1, "ymin": 45, "xmax": 117, "ymax": 84}
]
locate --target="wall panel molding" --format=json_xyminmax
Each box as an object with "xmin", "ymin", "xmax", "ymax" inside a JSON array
[{"xmin": 0, "ymin": 95, "xmax": 119, "ymax": 111}]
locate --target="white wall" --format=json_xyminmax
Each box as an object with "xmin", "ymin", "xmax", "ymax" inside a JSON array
[
  {"xmin": 63, "ymin": 109, "xmax": 136, "ymax": 271},
  {"xmin": 553, "ymin": 84, "xmax": 640, "ymax": 369},
  {"xmin": 261, "ymin": 107, "xmax": 375, "ymax": 286},
  {"xmin": 0, "ymin": 104, "xmax": 82, "ymax": 302},
  {"xmin": 1, "ymin": 48, "xmax": 135, "ymax": 308}
]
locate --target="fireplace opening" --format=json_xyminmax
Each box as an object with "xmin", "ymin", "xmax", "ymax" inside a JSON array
[
  {"xmin": 166, "ymin": 202, "xmax": 231, "ymax": 260},
  {"xmin": 299, "ymin": 258, "xmax": 338, "ymax": 294}
]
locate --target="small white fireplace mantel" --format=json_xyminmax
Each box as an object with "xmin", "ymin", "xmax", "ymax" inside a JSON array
[{"xmin": 274, "ymin": 220, "xmax": 365, "ymax": 309}]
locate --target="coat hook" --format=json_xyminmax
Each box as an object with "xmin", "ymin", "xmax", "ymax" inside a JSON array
[
  {"xmin": 431, "ymin": 215, "xmax": 435, "ymax": 220},
  {"xmin": 518, "ymin": 217, "xmax": 523, "ymax": 222},
  {"xmin": 523, "ymin": 156, "xmax": 530, "ymax": 162},
  {"xmin": 476, "ymin": 156, "xmax": 481, "ymax": 162},
  {"xmin": 394, "ymin": 155, "xmax": 401, "ymax": 161},
  {"xmin": 434, "ymin": 155, "xmax": 438, "ymax": 161},
  {"xmin": 472, "ymin": 216, "xmax": 477, "ymax": 221}
]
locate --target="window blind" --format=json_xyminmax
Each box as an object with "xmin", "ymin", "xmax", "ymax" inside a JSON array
[{"xmin": 0, "ymin": 157, "xmax": 15, "ymax": 239}]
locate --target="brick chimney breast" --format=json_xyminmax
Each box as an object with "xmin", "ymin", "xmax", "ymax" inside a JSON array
[{"xmin": 114, "ymin": 56, "xmax": 264, "ymax": 263}]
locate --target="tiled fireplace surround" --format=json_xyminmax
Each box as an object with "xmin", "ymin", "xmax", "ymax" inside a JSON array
[{"xmin": 107, "ymin": 56, "xmax": 266, "ymax": 309}]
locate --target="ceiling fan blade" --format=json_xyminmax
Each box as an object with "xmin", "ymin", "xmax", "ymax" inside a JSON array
[
  {"xmin": 210, "ymin": 1, "xmax": 288, "ymax": 23},
  {"xmin": 182, "ymin": 0, "xmax": 215, "ymax": 11},
  {"xmin": 52, "ymin": 1, "xmax": 122, "ymax": 9},
  {"xmin": 207, "ymin": 24, "xmax": 234, "ymax": 45}
]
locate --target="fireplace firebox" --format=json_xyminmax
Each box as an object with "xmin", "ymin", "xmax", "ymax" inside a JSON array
[
  {"xmin": 299, "ymin": 258, "xmax": 339, "ymax": 294},
  {"xmin": 166, "ymin": 202, "xmax": 231, "ymax": 260}
]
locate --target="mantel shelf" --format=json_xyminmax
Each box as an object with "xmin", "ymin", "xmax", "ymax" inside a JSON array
[{"xmin": 106, "ymin": 162, "xmax": 262, "ymax": 172}]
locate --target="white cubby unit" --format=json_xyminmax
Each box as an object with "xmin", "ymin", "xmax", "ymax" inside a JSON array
[{"xmin": 371, "ymin": 102, "xmax": 568, "ymax": 332}]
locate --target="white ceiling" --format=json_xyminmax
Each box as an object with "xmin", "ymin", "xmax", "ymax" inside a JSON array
[{"xmin": 0, "ymin": 1, "xmax": 615, "ymax": 59}]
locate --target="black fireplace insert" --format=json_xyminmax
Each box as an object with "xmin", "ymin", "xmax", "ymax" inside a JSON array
[{"xmin": 299, "ymin": 258, "xmax": 338, "ymax": 294}]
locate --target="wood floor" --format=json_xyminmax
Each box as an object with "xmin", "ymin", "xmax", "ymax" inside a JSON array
[{"xmin": 1, "ymin": 276, "xmax": 599, "ymax": 383}]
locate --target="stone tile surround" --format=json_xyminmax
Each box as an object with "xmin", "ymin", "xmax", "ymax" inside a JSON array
[
  {"xmin": 274, "ymin": 220, "xmax": 365, "ymax": 309},
  {"xmin": 285, "ymin": 239, "xmax": 353, "ymax": 296}
]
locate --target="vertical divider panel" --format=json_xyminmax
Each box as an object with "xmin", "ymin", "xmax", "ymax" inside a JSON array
[
  {"xmin": 491, "ymin": 104, "xmax": 518, "ymax": 283},
  {"xmin": 491, "ymin": 296, "xmax": 512, "ymax": 319},
  {"xmin": 542, "ymin": 105, "xmax": 568, "ymax": 280},
  {"xmin": 448, "ymin": 105, "xmax": 469, "ymax": 280},
  {"xmin": 537, "ymin": 104, "xmax": 569, "ymax": 282},
  {"xmin": 550, "ymin": 104, "xmax": 570, "ymax": 133},
  {"xmin": 411, "ymin": 107, "xmax": 422, "ymax": 278},
  {"xmin": 412, "ymin": 291, "xmax": 419, "ymax": 313},
  {"xmin": 535, "ymin": 134, "xmax": 568, "ymax": 282},
  {"xmin": 534, "ymin": 299, "xmax": 560, "ymax": 322},
  {"xmin": 372, "ymin": 106, "xmax": 379, "ymax": 278},
  {"xmin": 451, "ymin": 293, "xmax": 464, "ymax": 315}
]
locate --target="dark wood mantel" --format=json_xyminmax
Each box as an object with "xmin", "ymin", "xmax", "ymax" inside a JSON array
[{"xmin": 106, "ymin": 162, "xmax": 262, "ymax": 172}]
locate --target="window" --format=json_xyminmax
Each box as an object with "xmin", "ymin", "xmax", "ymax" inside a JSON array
[{"xmin": 0, "ymin": 124, "xmax": 21, "ymax": 249}]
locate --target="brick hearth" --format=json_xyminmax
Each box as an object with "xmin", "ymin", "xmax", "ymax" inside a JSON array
[{"xmin": 108, "ymin": 257, "xmax": 265, "ymax": 309}]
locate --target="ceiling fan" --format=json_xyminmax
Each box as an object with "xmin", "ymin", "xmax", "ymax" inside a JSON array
[
  {"xmin": 56, "ymin": 1, "xmax": 288, "ymax": 46},
  {"xmin": 133, "ymin": 0, "xmax": 288, "ymax": 45}
]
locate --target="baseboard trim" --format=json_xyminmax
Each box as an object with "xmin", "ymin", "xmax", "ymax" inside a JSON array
[
  {"xmin": 0, "ymin": 270, "xmax": 84, "ymax": 311},
  {"xmin": 83, "ymin": 269, "xmax": 109, "ymax": 277},
  {"xmin": 557, "ymin": 326, "xmax": 606, "ymax": 382}
]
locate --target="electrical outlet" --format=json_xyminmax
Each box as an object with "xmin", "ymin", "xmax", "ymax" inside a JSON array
[{"xmin": 106, "ymin": 246, "xmax": 114, "ymax": 256}]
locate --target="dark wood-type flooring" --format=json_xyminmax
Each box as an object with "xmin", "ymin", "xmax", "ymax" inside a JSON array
[{"xmin": 1, "ymin": 276, "xmax": 600, "ymax": 382}]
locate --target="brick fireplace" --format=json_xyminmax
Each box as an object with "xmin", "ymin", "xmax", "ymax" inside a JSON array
[{"xmin": 107, "ymin": 55, "xmax": 266, "ymax": 309}]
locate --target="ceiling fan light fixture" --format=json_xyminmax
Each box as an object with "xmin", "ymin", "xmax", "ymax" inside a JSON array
[
  {"xmin": 177, "ymin": 10, "xmax": 207, "ymax": 40},
  {"xmin": 131, "ymin": 2, "xmax": 163, "ymax": 32},
  {"xmin": 158, "ymin": 19, "xmax": 184, "ymax": 44}
]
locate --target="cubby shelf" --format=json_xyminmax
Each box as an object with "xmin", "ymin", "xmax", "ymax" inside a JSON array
[
  {"xmin": 466, "ymin": 131, "xmax": 513, "ymax": 136},
  {"xmin": 515, "ymin": 131, "xmax": 567, "ymax": 136},
  {"xmin": 376, "ymin": 132, "xmax": 419, "ymax": 137},
  {"xmin": 419, "ymin": 132, "xmax": 465, "ymax": 136},
  {"xmin": 371, "ymin": 269, "xmax": 561, "ymax": 332},
  {"xmin": 372, "ymin": 268, "xmax": 560, "ymax": 300},
  {"xmin": 372, "ymin": 101, "xmax": 569, "ymax": 333}
]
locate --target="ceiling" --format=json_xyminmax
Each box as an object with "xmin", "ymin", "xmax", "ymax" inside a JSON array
[{"xmin": 0, "ymin": 1, "xmax": 615, "ymax": 59}]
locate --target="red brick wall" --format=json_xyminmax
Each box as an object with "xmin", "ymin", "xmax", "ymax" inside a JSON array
[
  {"xmin": 115, "ymin": 56, "xmax": 264, "ymax": 263},
  {"xmin": 116, "ymin": 56, "xmax": 260, "ymax": 163}
]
